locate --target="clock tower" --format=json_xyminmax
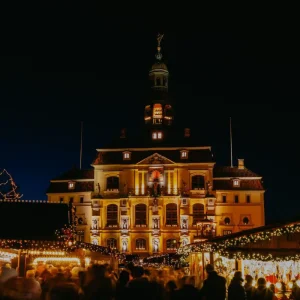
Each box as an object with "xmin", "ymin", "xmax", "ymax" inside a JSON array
[{"xmin": 144, "ymin": 34, "xmax": 174, "ymax": 141}]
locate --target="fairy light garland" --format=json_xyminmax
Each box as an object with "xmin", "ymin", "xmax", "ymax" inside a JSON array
[
  {"xmin": 0, "ymin": 169, "xmax": 23, "ymax": 200},
  {"xmin": 177, "ymin": 222, "xmax": 300, "ymax": 265}
]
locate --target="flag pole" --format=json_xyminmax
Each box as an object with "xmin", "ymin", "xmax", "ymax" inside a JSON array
[
  {"xmin": 230, "ymin": 117, "xmax": 233, "ymax": 167},
  {"xmin": 80, "ymin": 121, "xmax": 83, "ymax": 170}
]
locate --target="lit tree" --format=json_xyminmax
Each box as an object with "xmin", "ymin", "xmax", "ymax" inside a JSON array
[{"xmin": 0, "ymin": 169, "xmax": 23, "ymax": 200}]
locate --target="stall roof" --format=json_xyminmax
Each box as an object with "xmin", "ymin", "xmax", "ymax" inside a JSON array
[{"xmin": 0, "ymin": 201, "xmax": 69, "ymax": 240}]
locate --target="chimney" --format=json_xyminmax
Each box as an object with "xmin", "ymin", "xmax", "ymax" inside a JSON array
[
  {"xmin": 120, "ymin": 128, "xmax": 126, "ymax": 138},
  {"xmin": 184, "ymin": 128, "xmax": 190, "ymax": 137},
  {"xmin": 238, "ymin": 159, "xmax": 245, "ymax": 169}
]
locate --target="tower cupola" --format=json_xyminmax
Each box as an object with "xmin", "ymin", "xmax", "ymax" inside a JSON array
[{"xmin": 144, "ymin": 33, "xmax": 173, "ymax": 128}]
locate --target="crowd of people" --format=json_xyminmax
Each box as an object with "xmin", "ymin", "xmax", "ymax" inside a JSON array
[{"xmin": 0, "ymin": 261, "xmax": 300, "ymax": 299}]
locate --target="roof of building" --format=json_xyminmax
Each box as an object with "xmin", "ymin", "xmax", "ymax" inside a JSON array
[
  {"xmin": 53, "ymin": 167, "xmax": 94, "ymax": 180},
  {"xmin": 213, "ymin": 179, "xmax": 264, "ymax": 190},
  {"xmin": 213, "ymin": 166, "xmax": 261, "ymax": 178},
  {"xmin": 93, "ymin": 149, "xmax": 214, "ymax": 165},
  {"xmin": 0, "ymin": 201, "xmax": 69, "ymax": 240},
  {"xmin": 47, "ymin": 181, "xmax": 94, "ymax": 194}
]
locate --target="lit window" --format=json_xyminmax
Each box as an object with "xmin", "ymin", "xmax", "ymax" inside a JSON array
[
  {"xmin": 181, "ymin": 150, "xmax": 188, "ymax": 159},
  {"xmin": 152, "ymin": 131, "xmax": 163, "ymax": 140},
  {"xmin": 233, "ymin": 179, "xmax": 240, "ymax": 187},
  {"xmin": 223, "ymin": 230, "xmax": 232, "ymax": 235},
  {"xmin": 123, "ymin": 152, "xmax": 131, "ymax": 160},
  {"xmin": 68, "ymin": 181, "xmax": 75, "ymax": 190}
]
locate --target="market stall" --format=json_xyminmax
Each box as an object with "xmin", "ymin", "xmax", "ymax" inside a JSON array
[{"xmin": 178, "ymin": 220, "xmax": 300, "ymax": 293}]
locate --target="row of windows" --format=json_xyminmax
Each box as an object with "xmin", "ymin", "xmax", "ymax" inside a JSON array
[
  {"xmin": 105, "ymin": 203, "xmax": 205, "ymax": 226},
  {"xmin": 223, "ymin": 216, "xmax": 250, "ymax": 225},
  {"xmin": 222, "ymin": 195, "xmax": 251, "ymax": 203},
  {"xmin": 105, "ymin": 238, "xmax": 178, "ymax": 250},
  {"xmin": 123, "ymin": 149, "xmax": 189, "ymax": 159}
]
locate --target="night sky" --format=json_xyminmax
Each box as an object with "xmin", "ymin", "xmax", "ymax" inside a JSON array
[{"xmin": 1, "ymin": 26, "xmax": 299, "ymax": 224}]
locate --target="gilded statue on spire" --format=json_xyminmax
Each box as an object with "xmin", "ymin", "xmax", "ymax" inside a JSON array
[
  {"xmin": 157, "ymin": 33, "xmax": 164, "ymax": 49},
  {"xmin": 155, "ymin": 33, "xmax": 164, "ymax": 61}
]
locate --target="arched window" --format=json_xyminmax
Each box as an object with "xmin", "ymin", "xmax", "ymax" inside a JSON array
[
  {"xmin": 193, "ymin": 203, "xmax": 205, "ymax": 224},
  {"xmin": 166, "ymin": 203, "xmax": 177, "ymax": 226},
  {"xmin": 107, "ymin": 238, "xmax": 117, "ymax": 249},
  {"xmin": 106, "ymin": 176, "xmax": 119, "ymax": 190},
  {"xmin": 166, "ymin": 239, "xmax": 177, "ymax": 250},
  {"xmin": 135, "ymin": 204, "xmax": 147, "ymax": 226},
  {"xmin": 106, "ymin": 204, "xmax": 118, "ymax": 226},
  {"xmin": 192, "ymin": 175, "xmax": 205, "ymax": 190},
  {"xmin": 135, "ymin": 238, "xmax": 146, "ymax": 250}
]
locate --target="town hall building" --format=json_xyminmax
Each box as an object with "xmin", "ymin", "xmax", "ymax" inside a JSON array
[{"xmin": 47, "ymin": 35, "xmax": 265, "ymax": 255}]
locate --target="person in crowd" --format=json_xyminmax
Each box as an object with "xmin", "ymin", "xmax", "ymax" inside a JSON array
[
  {"xmin": 252, "ymin": 277, "xmax": 274, "ymax": 300},
  {"xmin": 228, "ymin": 271, "xmax": 246, "ymax": 300},
  {"xmin": 173, "ymin": 275, "xmax": 200, "ymax": 300},
  {"xmin": 244, "ymin": 275, "xmax": 257, "ymax": 300},
  {"xmin": 200, "ymin": 264, "xmax": 227, "ymax": 300},
  {"xmin": 115, "ymin": 269, "xmax": 130, "ymax": 300}
]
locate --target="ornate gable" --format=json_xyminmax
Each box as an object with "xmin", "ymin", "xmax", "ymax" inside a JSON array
[{"xmin": 137, "ymin": 153, "xmax": 175, "ymax": 165}]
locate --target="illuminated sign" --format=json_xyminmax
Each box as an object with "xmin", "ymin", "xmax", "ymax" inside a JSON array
[{"xmin": 153, "ymin": 104, "xmax": 162, "ymax": 119}]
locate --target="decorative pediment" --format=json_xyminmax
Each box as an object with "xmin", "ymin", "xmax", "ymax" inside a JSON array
[{"xmin": 137, "ymin": 153, "xmax": 175, "ymax": 165}]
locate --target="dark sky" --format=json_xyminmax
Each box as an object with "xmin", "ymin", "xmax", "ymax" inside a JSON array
[{"xmin": 1, "ymin": 25, "xmax": 299, "ymax": 224}]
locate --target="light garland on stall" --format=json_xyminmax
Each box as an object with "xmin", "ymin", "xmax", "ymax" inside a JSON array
[
  {"xmin": 177, "ymin": 222, "xmax": 300, "ymax": 266},
  {"xmin": 32, "ymin": 256, "xmax": 80, "ymax": 266}
]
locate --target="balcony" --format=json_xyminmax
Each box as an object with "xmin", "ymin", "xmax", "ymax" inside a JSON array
[{"xmin": 92, "ymin": 187, "xmax": 209, "ymax": 199}]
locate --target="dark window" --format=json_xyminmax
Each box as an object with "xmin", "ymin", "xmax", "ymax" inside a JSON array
[
  {"xmin": 136, "ymin": 238, "xmax": 146, "ymax": 250},
  {"xmin": 193, "ymin": 203, "xmax": 205, "ymax": 224},
  {"xmin": 166, "ymin": 239, "xmax": 177, "ymax": 250},
  {"xmin": 234, "ymin": 195, "xmax": 239, "ymax": 203},
  {"xmin": 107, "ymin": 238, "xmax": 117, "ymax": 249},
  {"xmin": 156, "ymin": 77, "xmax": 160, "ymax": 85},
  {"xmin": 166, "ymin": 203, "xmax": 177, "ymax": 225},
  {"xmin": 106, "ymin": 176, "xmax": 119, "ymax": 190},
  {"xmin": 59, "ymin": 197, "xmax": 63, "ymax": 203},
  {"xmin": 192, "ymin": 175, "xmax": 205, "ymax": 189},
  {"xmin": 224, "ymin": 217, "xmax": 231, "ymax": 225},
  {"xmin": 107, "ymin": 204, "xmax": 118, "ymax": 226},
  {"xmin": 135, "ymin": 204, "xmax": 147, "ymax": 226},
  {"xmin": 223, "ymin": 230, "xmax": 232, "ymax": 235},
  {"xmin": 222, "ymin": 195, "xmax": 227, "ymax": 203},
  {"xmin": 80, "ymin": 197, "xmax": 84, "ymax": 203},
  {"xmin": 246, "ymin": 195, "xmax": 251, "ymax": 203},
  {"xmin": 243, "ymin": 217, "xmax": 249, "ymax": 225},
  {"xmin": 69, "ymin": 197, "xmax": 74, "ymax": 204}
]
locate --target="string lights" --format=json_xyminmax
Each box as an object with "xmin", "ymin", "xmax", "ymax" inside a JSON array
[
  {"xmin": 177, "ymin": 222, "xmax": 300, "ymax": 265},
  {"xmin": 0, "ymin": 169, "xmax": 23, "ymax": 200}
]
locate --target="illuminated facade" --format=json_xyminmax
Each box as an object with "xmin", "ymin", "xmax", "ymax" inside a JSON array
[{"xmin": 47, "ymin": 35, "xmax": 265, "ymax": 255}]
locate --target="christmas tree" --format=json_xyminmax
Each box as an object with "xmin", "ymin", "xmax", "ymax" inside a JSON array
[{"xmin": 0, "ymin": 169, "xmax": 23, "ymax": 200}]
